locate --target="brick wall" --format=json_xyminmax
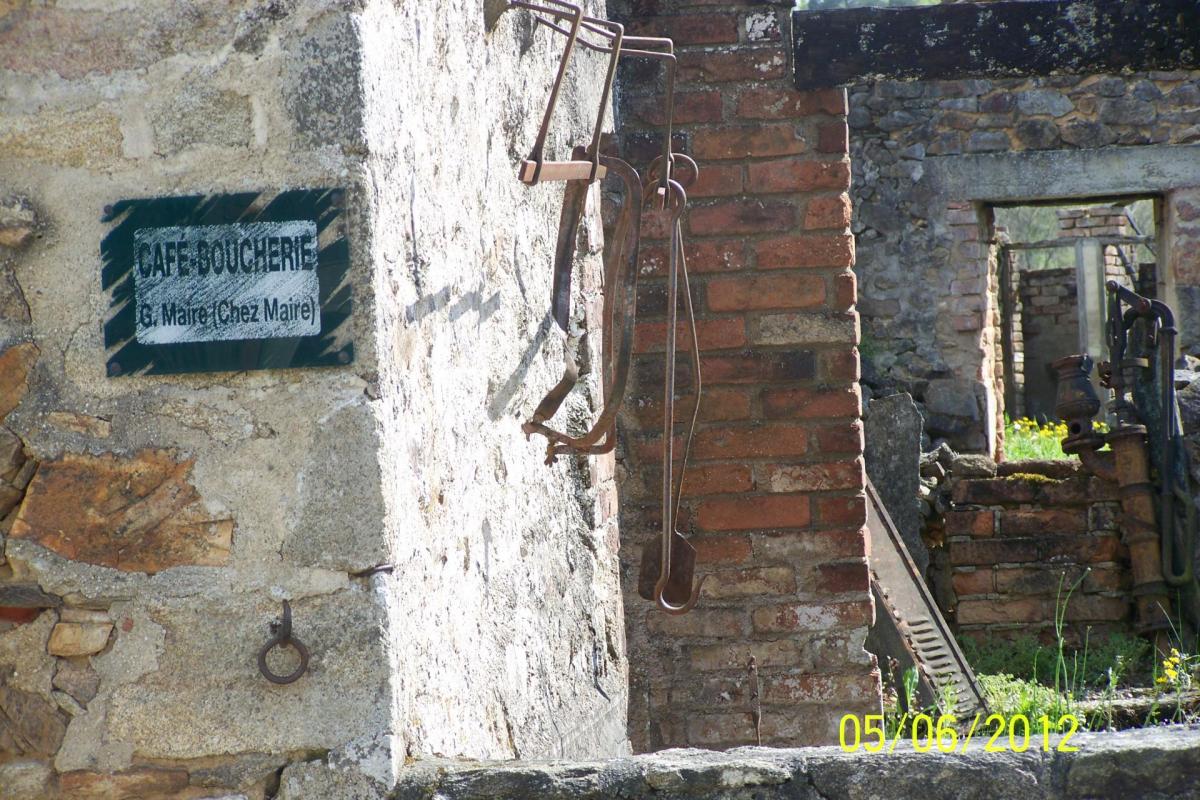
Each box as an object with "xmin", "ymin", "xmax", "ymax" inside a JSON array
[
  {"xmin": 610, "ymin": 0, "xmax": 879, "ymax": 751},
  {"xmin": 946, "ymin": 461, "xmax": 1132, "ymax": 644},
  {"xmin": 1018, "ymin": 267, "xmax": 1078, "ymax": 419}
]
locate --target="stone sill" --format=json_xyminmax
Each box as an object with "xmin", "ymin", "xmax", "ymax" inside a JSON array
[{"xmin": 394, "ymin": 725, "xmax": 1200, "ymax": 800}]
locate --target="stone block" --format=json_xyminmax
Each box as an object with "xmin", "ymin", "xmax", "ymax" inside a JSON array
[
  {"xmin": 0, "ymin": 343, "xmax": 37, "ymax": 421},
  {"xmin": 58, "ymin": 768, "xmax": 189, "ymax": 800},
  {"xmin": 924, "ymin": 378, "xmax": 982, "ymax": 419},
  {"xmin": 0, "ymin": 760, "xmax": 53, "ymax": 800},
  {"xmin": 1015, "ymin": 89, "xmax": 1074, "ymax": 117},
  {"xmin": 48, "ymin": 622, "xmax": 112, "ymax": 657},
  {"xmin": 150, "ymin": 89, "xmax": 252, "ymax": 153},
  {"xmin": 10, "ymin": 450, "xmax": 233, "ymax": 574},
  {"xmin": 863, "ymin": 393, "xmax": 927, "ymax": 574},
  {"xmin": 0, "ymin": 673, "xmax": 67, "ymax": 759},
  {"xmin": 52, "ymin": 660, "xmax": 100, "ymax": 705}
]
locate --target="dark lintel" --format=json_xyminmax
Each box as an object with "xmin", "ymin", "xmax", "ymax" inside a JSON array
[{"xmin": 793, "ymin": 0, "xmax": 1200, "ymax": 89}]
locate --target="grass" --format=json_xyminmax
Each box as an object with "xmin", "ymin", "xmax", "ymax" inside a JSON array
[
  {"xmin": 954, "ymin": 573, "xmax": 1200, "ymax": 732},
  {"xmin": 1004, "ymin": 416, "xmax": 1109, "ymax": 461}
]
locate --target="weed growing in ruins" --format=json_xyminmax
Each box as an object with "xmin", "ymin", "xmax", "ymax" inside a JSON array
[{"xmin": 1003, "ymin": 416, "xmax": 1109, "ymax": 461}]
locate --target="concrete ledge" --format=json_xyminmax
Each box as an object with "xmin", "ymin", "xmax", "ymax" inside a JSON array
[{"xmin": 394, "ymin": 726, "xmax": 1200, "ymax": 799}]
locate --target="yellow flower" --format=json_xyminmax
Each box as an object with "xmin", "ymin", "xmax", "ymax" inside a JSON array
[
  {"xmin": 1166, "ymin": 667, "xmax": 1178, "ymax": 680},
  {"xmin": 1157, "ymin": 675, "xmax": 1168, "ymax": 684}
]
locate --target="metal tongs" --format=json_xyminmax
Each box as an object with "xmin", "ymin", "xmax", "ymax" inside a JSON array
[{"xmin": 503, "ymin": 3, "xmax": 704, "ymax": 613}]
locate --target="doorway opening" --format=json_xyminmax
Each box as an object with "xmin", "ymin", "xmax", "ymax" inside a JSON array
[{"xmin": 991, "ymin": 198, "xmax": 1159, "ymax": 459}]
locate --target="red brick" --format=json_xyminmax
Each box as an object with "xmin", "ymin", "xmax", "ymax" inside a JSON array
[
  {"xmin": 685, "ymin": 712, "xmax": 760, "ymax": 747},
  {"xmin": 688, "ymin": 200, "xmax": 795, "ymax": 236},
  {"xmin": 754, "ymin": 234, "xmax": 854, "ymax": 269},
  {"xmin": 762, "ymin": 386, "xmax": 860, "ymax": 420},
  {"xmin": 628, "ymin": 387, "xmax": 752, "ymax": 426},
  {"xmin": 951, "ymin": 538, "xmax": 1040, "ymax": 566},
  {"xmin": 646, "ymin": 607, "xmax": 747, "ymax": 638},
  {"xmin": 944, "ymin": 509, "xmax": 995, "ymax": 537},
  {"xmin": 627, "ymin": 14, "xmax": 740, "ymax": 46},
  {"xmin": 814, "ymin": 494, "xmax": 866, "ymax": 528},
  {"xmin": 701, "ymin": 350, "xmax": 816, "ymax": 383},
  {"xmin": 752, "ymin": 599, "xmax": 873, "ymax": 633},
  {"xmin": 812, "ymin": 421, "xmax": 863, "ymax": 455},
  {"xmin": 746, "ymin": 159, "xmax": 850, "ymax": 194},
  {"xmin": 737, "ymin": 87, "xmax": 848, "ymax": 118},
  {"xmin": 689, "ymin": 163, "xmax": 744, "ymax": 197},
  {"xmin": 952, "ymin": 569, "xmax": 995, "ymax": 596},
  {"xmin": 692, "ymin": 124, "xmax": 807, "ymax": 160},
  {"xmin": 0, "ymin": 607, "xmax": 43, "ymax": 624},
  {"xmin": 999, "ymin": 509, "xmax": 1088, "ymax": 536},
  {"xmin": 993, "ymin": 567, "xmax": 1073, "ymax": 595},
  {"xmin": 697, "ymin": 494, "xmax": 811, "ymax": 531},
  {"xmin": 804, "ymin": 196, "xmax": 853, "ymax": 230},
  {"xmin": 957, "ymin": 597, "xmax": 1044, "ymax": 625},
  {"xmin": 1065, "ymin": 595, "xmax": 1131, "ymax": 623},
  {"xmin": 707, "ymin": 274, "xmax": 825, "ymax": 311},
  {"xmin": 952, "ymin": 478, "xmax": 1039, "ymax": 505},
  {"xmin": 692, "ymin": 534, "xmax": 753, "ymax": 563},
  {"xmin": 816, "ymin": 560, "xmax": 870, "ymax": 594},
  {"xmin": 820, "ymin": 348, "xmax": 860, "ymax": 381},
  {"xmin": 678, "ymin": 48, "xmax": 787, "ymax": 83},
  {"xmin": 633, "ymin": 318, "xmax": 747, "ymax": 353},
  {"xmin": 755, "ymin": 527, "xmax": 867, "ymax": 562},
  {"xmin": 704, "ymin": 565, "xmax": 797, "ymax": 598},
  {"xmin": 1043, "ymin": 534, "xmax": 1125, "ymax": 563},
  {"xmin": 640, "ymin": 239, "xmax": 749, "ymax": 276},
  {"xmin": 682, "ymin": 463, "xmax": 755, "ymax": 495},
  {"xmin": 694, "ymin": 424, "xmax": 809, "ymax": 460},
  {"xmin": 763, "ymin": 461, "xmax": 863, "ymax": 493},
  {"xmin": 833, "ymin": 272, "xmax": 857, "ymax": 311},
  {"xmin": 816, "ymin": 121, "xmax": 849, "ymax": 154},
  {"xmin": 631, "ymin": 90, "xmax": 724, "ymax": 126},
  {"xmin": 690, "ymin": 638, "xmax": 803, "ymax": 672},
  {"xmin": 761, "ymin": 672, "xmax": 880, "ymax": 704}
]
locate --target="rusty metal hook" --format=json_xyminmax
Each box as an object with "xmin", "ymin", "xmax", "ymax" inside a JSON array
[
  {"xmin": 257, "ymin": 600, "xmax": 309, "ymax": 685},
  {"xmin": 651, "ymin": 180, "xmax": 705, "ymax": 615}
]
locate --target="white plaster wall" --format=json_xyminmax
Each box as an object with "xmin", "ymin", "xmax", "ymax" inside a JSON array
[{"xmin": 359, "ymin": 0, "xmax": 629, "ymax": 761}]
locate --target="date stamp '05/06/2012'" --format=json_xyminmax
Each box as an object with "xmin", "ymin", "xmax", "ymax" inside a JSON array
[{"xmin": 839, "ymin": 713, "xmax": 1082, "ymax": 755}]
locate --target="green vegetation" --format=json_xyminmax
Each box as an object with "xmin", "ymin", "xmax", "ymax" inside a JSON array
[
  {"xmin": 956, "ymin": 572, "xmax": 1199, "ymax": 731},
  {"xmin": 1005, "ymin": 417, "xmax": 1069, "ymax": 460},
  {"xmin": 1004, "ymin": 416, "xmax": 1108, "ymax": 461}
]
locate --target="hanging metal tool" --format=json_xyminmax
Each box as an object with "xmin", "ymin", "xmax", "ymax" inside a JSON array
[{"xmin": 504, "ymin": 4, "xmax": 705, "ymax": 613}]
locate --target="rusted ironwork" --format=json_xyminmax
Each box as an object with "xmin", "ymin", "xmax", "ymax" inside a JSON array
[
  {"xmin": 865, "ymin": 480, "xmax": 988, "ymax": 718},
  {"xmin": 258, "ymin": 600, "xmax": 309, "ymax": 685},
  {"xmin": 1056, "ymin": 282, "xmax": 1200, "ymax": 640},
  {"xmin": 506, "ymin": 4, "xmax": 704, "ymax": 613}
]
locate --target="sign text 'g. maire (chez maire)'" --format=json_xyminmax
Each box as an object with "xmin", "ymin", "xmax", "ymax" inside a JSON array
[{"xmin": 101, "ymin": 189, "xmax": 352, "ymax": 376}]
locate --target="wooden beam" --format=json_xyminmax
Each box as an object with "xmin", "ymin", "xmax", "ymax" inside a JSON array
[{"xmin": 793, "ymin": 0, "xmax": 1200, "ymax": 89}]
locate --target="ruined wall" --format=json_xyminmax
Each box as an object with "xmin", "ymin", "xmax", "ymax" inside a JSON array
[
  {"xmin": 610, "ymin": 0, "xmax": 880, "ymax": 752},
  {"xmin": 1018, "ymin": 267, "xmax": 1078, "ymax": 419},
  {"xmin": 0, "ymin": 1, "xmax": 626, "ymax": 797},
  {"xmin": 850, "ymin": 71, "xmax": 1200, "ymax": 453},
  {"xmin": 945, "ymin": 460, "xmax": 1131, "ymax": 644}
]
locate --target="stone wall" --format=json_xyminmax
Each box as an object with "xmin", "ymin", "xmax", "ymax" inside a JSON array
[
  {"xmin": 611, "ymin": 0, "xmax": 880, "ymax": 752},
  {"xmin": 0, "ymin": 1, "xmax": 627, "ymax": 796},
  {"xmin": 850, "ymin": 70, "xmax": 1200, "ymax": 454},
  {"xmin": 945, "ymin": 460, "xmax": 1131, "ymax": 644},
  {"xmin": 383, "ymin": 725, "xmax": 1200, "ymax": 800}
]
